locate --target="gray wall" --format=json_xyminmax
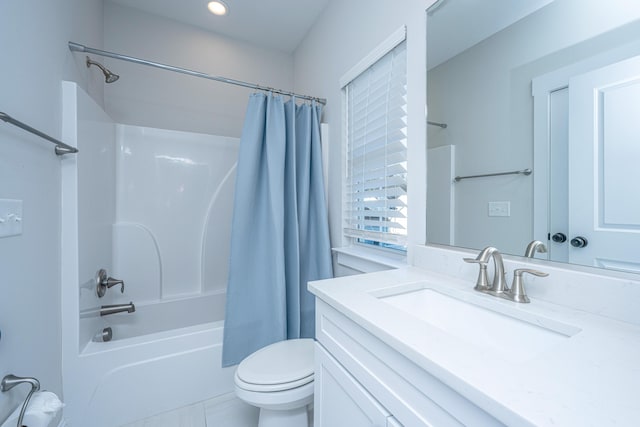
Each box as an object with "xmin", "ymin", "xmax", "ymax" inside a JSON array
[
  {"xmin": 294, "ymin": 0, "xmax": 429, "ymax": 273},
  {"xmin": 104, "ymin": 2, "xmax": 295, "ymax": 138},
  {"xmin": 0, "ymin": 0, "xmax": 104, "ymax": 422}
]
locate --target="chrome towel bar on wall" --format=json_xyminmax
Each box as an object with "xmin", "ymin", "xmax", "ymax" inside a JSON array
[
  {"xmin": 0, "ymin": 111, "xmax": 78, "ymax": 155},
  {"xmin": 454, "ymin": 168, "xmax": 532, "ymax": 182},
  {"xmin": 427, "ymin": 120, "xmax": 448, "ymax": 129}
]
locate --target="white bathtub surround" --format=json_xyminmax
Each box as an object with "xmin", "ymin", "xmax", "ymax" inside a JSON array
[
  {"xmin": 114, "ymin": 124, "xmax": 239, "ymax": 301},
  {"xmin": 309, "ymin": 244, "xmax": 640, "ymax": 426},
  {"xmin": 61, "ymin": 82, "xmax": 240, "ymax": 426}
]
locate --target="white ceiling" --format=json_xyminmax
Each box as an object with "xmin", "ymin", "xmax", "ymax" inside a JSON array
[
  {"xmin": 108, "ymin": 0, "xmax": 330, "ymax": 53},
  {"xmin": 427, "ymin": 0, "xmax": 555, "ymax": 69}
]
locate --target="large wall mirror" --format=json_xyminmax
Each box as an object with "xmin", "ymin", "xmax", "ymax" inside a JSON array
[{"xmin": 426, "ymin": 0, "xmax": 640, "ymax": 273}]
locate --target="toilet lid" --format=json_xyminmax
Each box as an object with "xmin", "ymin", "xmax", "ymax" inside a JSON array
[{"xmin": 236, "ymin": 338, "xmax": 314, "ymax": 386}]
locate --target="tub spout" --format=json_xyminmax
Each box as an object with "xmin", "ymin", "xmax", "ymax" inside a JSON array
[{"xmin": 100, "ymin": 302, "xmax": 135, "ymax": 316}]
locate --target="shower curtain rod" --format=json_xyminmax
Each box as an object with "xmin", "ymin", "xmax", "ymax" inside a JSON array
[{"xmin": 68, "ymin": 42, "xmax": 327, "ymax": 105}]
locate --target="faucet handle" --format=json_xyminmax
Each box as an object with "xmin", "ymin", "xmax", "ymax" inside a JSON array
[
  {"xmin": 507, "ymin": 268, "xmax": 549, "ymax": 303},
  {"xmin": 96, "ymin": 269, "xmax": 125, "ymax": 297},
  {"xmin": 105, "ymin": 277, "xmax": 125, "ymax": 293},
  {"xmin": 463, "ymin": 258, "xmax": 490, "ymax": 290}
]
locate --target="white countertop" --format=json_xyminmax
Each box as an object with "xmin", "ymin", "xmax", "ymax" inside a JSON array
[{"xmin": 309, "ymin": 266, "xmax": 640, "ymax": 426}]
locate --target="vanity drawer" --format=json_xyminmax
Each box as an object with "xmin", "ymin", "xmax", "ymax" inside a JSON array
[
  {"xmin": 315, "ymin": 300, "xmax": 505, "ymax": 427},
  {"xmin": 315, "ymin": 343, "xmax": 392, "ymax": 427}
]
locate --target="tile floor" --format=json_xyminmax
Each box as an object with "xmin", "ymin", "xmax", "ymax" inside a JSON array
[{"xmin": 120, "ymin": 393, "xmax": 259, "ymax": 427}]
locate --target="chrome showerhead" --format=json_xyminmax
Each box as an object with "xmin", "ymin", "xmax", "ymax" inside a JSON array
[
  {"xmin": 104, "ymin": 72, "xmax": 119, "ymax": 84},
  {"xmin": 86, "ymin": 56, "xmax": 119, "ymax": 83}
]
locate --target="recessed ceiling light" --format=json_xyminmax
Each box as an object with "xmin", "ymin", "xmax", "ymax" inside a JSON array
[{"xmin": 207, "ymin": 1, "xmax": 229, "ymax": 16}]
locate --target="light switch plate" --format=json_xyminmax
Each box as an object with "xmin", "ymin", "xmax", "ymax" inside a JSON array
[
  {"xmin": 488, "ymin": 201, "xmax": 510, "ymax": 217},
  {"xmin": 0, "ymin": 199, "xmax": 23, "ymax": 238}
]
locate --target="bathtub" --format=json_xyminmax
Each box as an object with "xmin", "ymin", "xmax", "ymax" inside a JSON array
[
  {"xmin": 99, "ymin": 291, "xmax": 226, "ymax": 341},
  {"xmin": 65, "ymin": 292, "xmax": 236, "ymax": 427}
]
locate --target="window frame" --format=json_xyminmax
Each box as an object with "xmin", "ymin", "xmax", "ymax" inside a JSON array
[{"xmin": 341, "ymin": 26, "xmax": 408, "ymax": 253}]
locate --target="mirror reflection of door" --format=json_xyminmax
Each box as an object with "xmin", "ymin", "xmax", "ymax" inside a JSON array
[
  {"xmin": 548, "ymin": 88, "xmax": 569, "ymax": 264},
  {"xmin": 568, "ymin": 55, "xmax": 640, "ymax": 272},
  {"xmin": 541, "ymin": 55, "xmax": 640, "ymax": 272}
]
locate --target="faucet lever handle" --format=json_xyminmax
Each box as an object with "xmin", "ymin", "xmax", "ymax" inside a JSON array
[
  {"xmin": 508, "ymin": 268, "xmax": 549, "ymax": 303},
  {"xmin": 105, "ymin": 277, "xmax": 125, "ymax": 293},
  {"xmin": 515, "ymin": 268, "xmax": 549, "ymax": 278},
  {"xmin": 463, "ymin": 258, "xmax": 490, "ymax": 290}
]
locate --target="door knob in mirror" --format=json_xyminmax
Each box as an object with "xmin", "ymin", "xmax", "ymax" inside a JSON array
[
  {"xmin": 570, "ymin": 236, "xmax": 588, "ymax": 248},
  {"xmin": 552, "ymin": 233, "xmax": 567, "ymax": 243}
]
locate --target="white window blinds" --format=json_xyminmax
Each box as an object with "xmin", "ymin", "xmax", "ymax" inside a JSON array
[{"xmin": 344, "ymin": 40, "xmax": 408, "ymax": 248}]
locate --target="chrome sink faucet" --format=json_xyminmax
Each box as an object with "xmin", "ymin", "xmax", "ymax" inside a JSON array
[
  {"xmin": 465, "ymin": 247, "xmax": 548, "ymax": 303},
  {"xmin": 464, "ymin": 246, "xmax": 508, "ymax": 294}
]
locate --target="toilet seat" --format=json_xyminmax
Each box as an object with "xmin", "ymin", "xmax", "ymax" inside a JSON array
[
  {"xmin": 235, "ymin": 371, "xmax": 313, "ymax": 392},
  {"xmin": 235, "ymin": 338, "xmax": 315, "ymax": 393}
]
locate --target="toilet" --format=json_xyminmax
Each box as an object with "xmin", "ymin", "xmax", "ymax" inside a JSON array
[{"xmin": 234, "ymin": 338, "xmax": 315, "ymax": 427}]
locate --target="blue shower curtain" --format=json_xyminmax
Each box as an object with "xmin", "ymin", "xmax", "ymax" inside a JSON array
[{"xmin": 222, "ymin": 93, "xmax": 333, "ymax": 367}]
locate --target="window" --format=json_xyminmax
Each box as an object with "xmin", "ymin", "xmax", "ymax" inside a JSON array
[{"xmin": 343, "ymin": 34, "xmax": 408, "ymax": 250}]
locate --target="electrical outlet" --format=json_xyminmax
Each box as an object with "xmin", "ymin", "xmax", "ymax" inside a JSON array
[
  {"xmin": 488, "ymin": 201, "xmax": 510, "ymax": 217},
  {"xmin": 0, "ymin": 199, "xmax": 23, "ymax": 238}
]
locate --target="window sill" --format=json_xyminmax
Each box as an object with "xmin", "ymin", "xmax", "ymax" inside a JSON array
[{"xmin": 332, "ymin": 246, "xmax": 407, "ymax": 274}]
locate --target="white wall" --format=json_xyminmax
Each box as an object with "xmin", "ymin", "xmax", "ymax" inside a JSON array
[
  {"xmin": 293, "ymin": 0, "xmax": 431, "ymax": 268},
  {"xmin": 0, "ymin": 0, "xmax": 104, "ymax": 422},
  {"xmin": 103, "ymin": 1, "xmax": 295, "ymax": 138},
  {"xmin": 427, "ymin": 0, "xmax": 640, "ymax": 255}
]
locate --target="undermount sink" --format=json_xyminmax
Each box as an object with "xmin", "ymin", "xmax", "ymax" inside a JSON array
[{"xmin": 373, "ymin": 283, "xmax": 581, "ymax": 361}]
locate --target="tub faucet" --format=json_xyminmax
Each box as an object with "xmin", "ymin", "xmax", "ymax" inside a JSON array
[
  {"xmin": 524, "ymin": 240, "xmax": 547, "ymax": 258},
  {"xmin": 464, "ymin": 246, "xmax": 508, "ymax": 295},
  {"xmin": 96, "ymin": 268, "xmax": 125, "ymax": 297},
  {"xmin": 100, "ymin": 302, "xmax": 135, "ymax": 316}
]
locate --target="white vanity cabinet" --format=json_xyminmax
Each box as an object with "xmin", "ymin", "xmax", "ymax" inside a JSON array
[
  {"xmin": 315, "ymin": 343, "xmax": 400, "ymax": 426},
  {"xmin": 314, "ymin": 299, "xmax": 505, "ymax": 427}
]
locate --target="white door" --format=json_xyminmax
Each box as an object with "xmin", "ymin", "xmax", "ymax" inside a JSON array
[
  {"xmin": 568, "ymin": 55, "xmax": 640, "ymax": 272},
  {"xmin": 548, "ymin": 87, "xmax": 570, "ymax": 264}
]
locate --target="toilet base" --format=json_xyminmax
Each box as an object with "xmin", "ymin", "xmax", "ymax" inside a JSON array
[{"xmin": 258, "ymin": 405, "xmax": 309, "ymax": 427}]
